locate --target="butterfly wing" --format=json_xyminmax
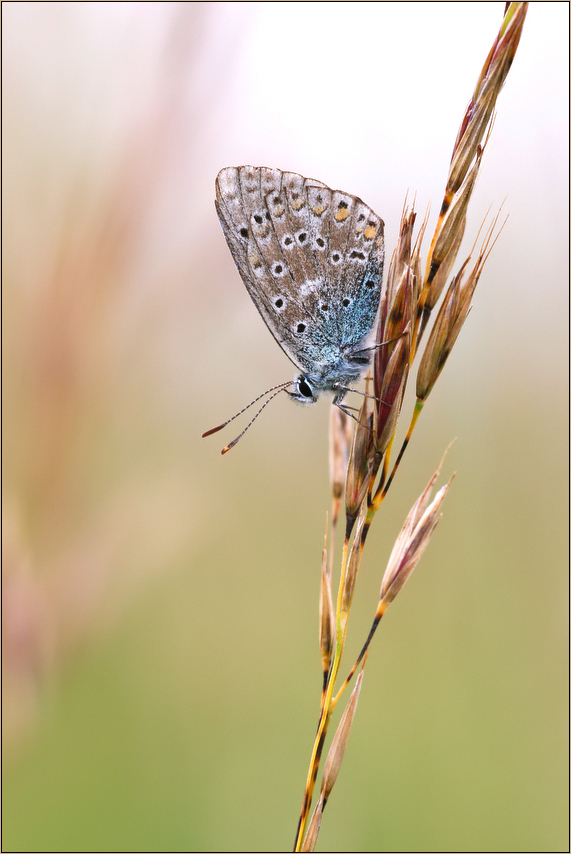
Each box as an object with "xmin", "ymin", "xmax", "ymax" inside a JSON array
[
  {"xmin": 216, "ymin": 166, "xmax": 336, "ymax": 375},
  {"xmin": 323, "ymin": 190, "xmax": 385, "ymax": 349},
  {"xmin": 215, "ymin": 166, "xmax": 385, "ymax": 376}
]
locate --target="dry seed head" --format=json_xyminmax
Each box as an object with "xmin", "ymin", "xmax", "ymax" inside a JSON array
[
  {"xmin": 391, "ymin": 207, "xmax": 416, "ymax": 284},
  {"xmin": 374, "ymin": 331, "xmax": 410, "ymax": 456},
  {"xmin": 390, "ymin": 448, "xmax": 449, "ymax": 541},
  {"xmin": 374, "ymin": 234, "xmax": 414, "ymax": 398},
  {"xmin": 417, "ymin": 211, "xmax": 501, "ymax": 402},
  {"xmin": 373, "ymin": 260, "xmax": 413, "ymax": 454},
  {"xmin": 479, "ymin": 3, "xmax": 528, "ymax": 102},
  {"xmin": 448, "ymin": 87, "xmax": 496, "ymax": 194},
  {"xmin": 380, "ymin": 207, "xmax": 417, "ymax": 343},
  {"xmin": 321, "ymin": 670, "xmax": 364, "ymax": 802},
  {"xmin": 341, "ymin": 512, "xmax": 366, "ymax": 617},
  {"xmin": 411, "ymin": 208, "xmax": 429, "ymax": 307},
  {"xmin": 380, "ymin": 475, "xmax": 453, "ymax": 605},
  {"xmin": 385, "ymin": 206, "xmax": 415, "ymax": 288},
  {"xmin": 429, "ymin": 148, "xmax": 482, "ymax": 281},
  {"xmin": 449, "ymin": 3, "xmax": 527, "ymax": 192},
  {"xmin": 389, "ymin": 208, "xmax": 416, "ymax": 277},
  {"xmin": 424, "ymin": 215, "xmax": 466, "ymax": 313},
  {"xmin": 345, "ymin": 382, "xmax": 374, "ymax": 527},
  {"xmin": 300, "ymin": 794, "xmax": 324, "ymax": 852},
  {"xmin": 386, "ymin": 264, "xmax": 414, "ymax": 340},
  {"xmin": 416, "ymin": 265, "xmax": 468, "ymax": 402}
]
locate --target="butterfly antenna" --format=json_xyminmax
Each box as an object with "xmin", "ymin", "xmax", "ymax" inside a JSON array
[
  {"xmin": 220, "ymin": 385, "xmax": 291, "ymax": 454},
  {"xmin": 202, "ymin": 381, "xmax": 293, "ymax": 439}
]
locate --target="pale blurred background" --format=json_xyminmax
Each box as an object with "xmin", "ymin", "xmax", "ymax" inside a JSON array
[{"xmin": 2, "ymin": 3, "xmax": 568, "ymax": 851}]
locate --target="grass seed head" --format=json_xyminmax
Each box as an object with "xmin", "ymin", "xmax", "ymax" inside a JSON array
[
  {"xmin": 429, "ymin": 149, "xmax": 482, "ymax": 282},
  {"xmin": 321, "ymin": 671, "xmax": 364, "ymax": 801},
  {"xmin": 345, "ymin": 383, "xmax": 375, "ymax": 528},
  {"xmin": 373, "ymin": 258, "xmax": 414, "ymax": 455},
  {"xmin": 380, "ymin": 476, "xmax": 453, "ymax": 605},
  {"xmin": 417, "ymin": 212, "xmax": 501, "ymax": 402},
  {"xmin": 300, "ymin": 795, "xmax": 324, "ymax": 852}
]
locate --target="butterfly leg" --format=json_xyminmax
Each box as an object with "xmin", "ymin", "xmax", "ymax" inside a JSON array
[
  {"xmin": 333, "ymin": 388, "xmax": 374, "ymax": 430},
  {"xmin": 332, "ymin": 388, "xmax": 346, "ymax": 408},
  {"xmin": 333, "ymin": 389, "xmax": 362, "ymax": 423}
]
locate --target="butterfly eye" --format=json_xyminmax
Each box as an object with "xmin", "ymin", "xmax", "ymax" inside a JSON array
[{"xmin": 298, "ymin": 377, "xmax": 313, "ymax": 398}]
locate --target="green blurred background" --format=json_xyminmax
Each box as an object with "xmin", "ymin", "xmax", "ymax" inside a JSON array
[{"xmin": 2, "ymin": 3, "xmax": 568, "ymax": 852}]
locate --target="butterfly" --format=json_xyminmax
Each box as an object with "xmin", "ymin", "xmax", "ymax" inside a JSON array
[{"xmin": 205, "ymin": 166, "xmax": 385, "ymax": 452}]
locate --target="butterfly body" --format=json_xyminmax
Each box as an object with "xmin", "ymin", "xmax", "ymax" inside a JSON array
[{"xmin": 215, "ymin": 166, "xmax": 385, "ymax": 409}]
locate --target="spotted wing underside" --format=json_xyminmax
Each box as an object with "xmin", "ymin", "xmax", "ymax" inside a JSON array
[{"xmin": 215, "ymin": 166, "xmax": 385, "ymax": 375}]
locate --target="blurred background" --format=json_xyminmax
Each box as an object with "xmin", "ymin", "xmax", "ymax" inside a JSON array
[{"xmin": 2, "ymin": 3, "xmax": 568, "ymax": 851}]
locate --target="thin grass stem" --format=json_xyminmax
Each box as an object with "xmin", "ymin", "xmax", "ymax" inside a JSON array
[
  {"xmin": 294, "ymin": 534, "xmax": 351, "ymax": 850},
  {"xmin": 332, "ymin": 600, "xmax": 388, "ymax": 710}
]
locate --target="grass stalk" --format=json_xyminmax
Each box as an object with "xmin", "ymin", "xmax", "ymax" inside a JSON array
[{"xmin": 293, "ymin": 6, "xmax": 528, "ymax": 849}]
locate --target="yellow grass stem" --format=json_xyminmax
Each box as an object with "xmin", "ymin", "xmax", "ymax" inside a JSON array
[
  {"xmin": 294, "ymin": 534, "xmax": 351, "ymax": 850},
  {"xmin": 331, "ymin": 599, "xmax": 388, "ymax": 710}
]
